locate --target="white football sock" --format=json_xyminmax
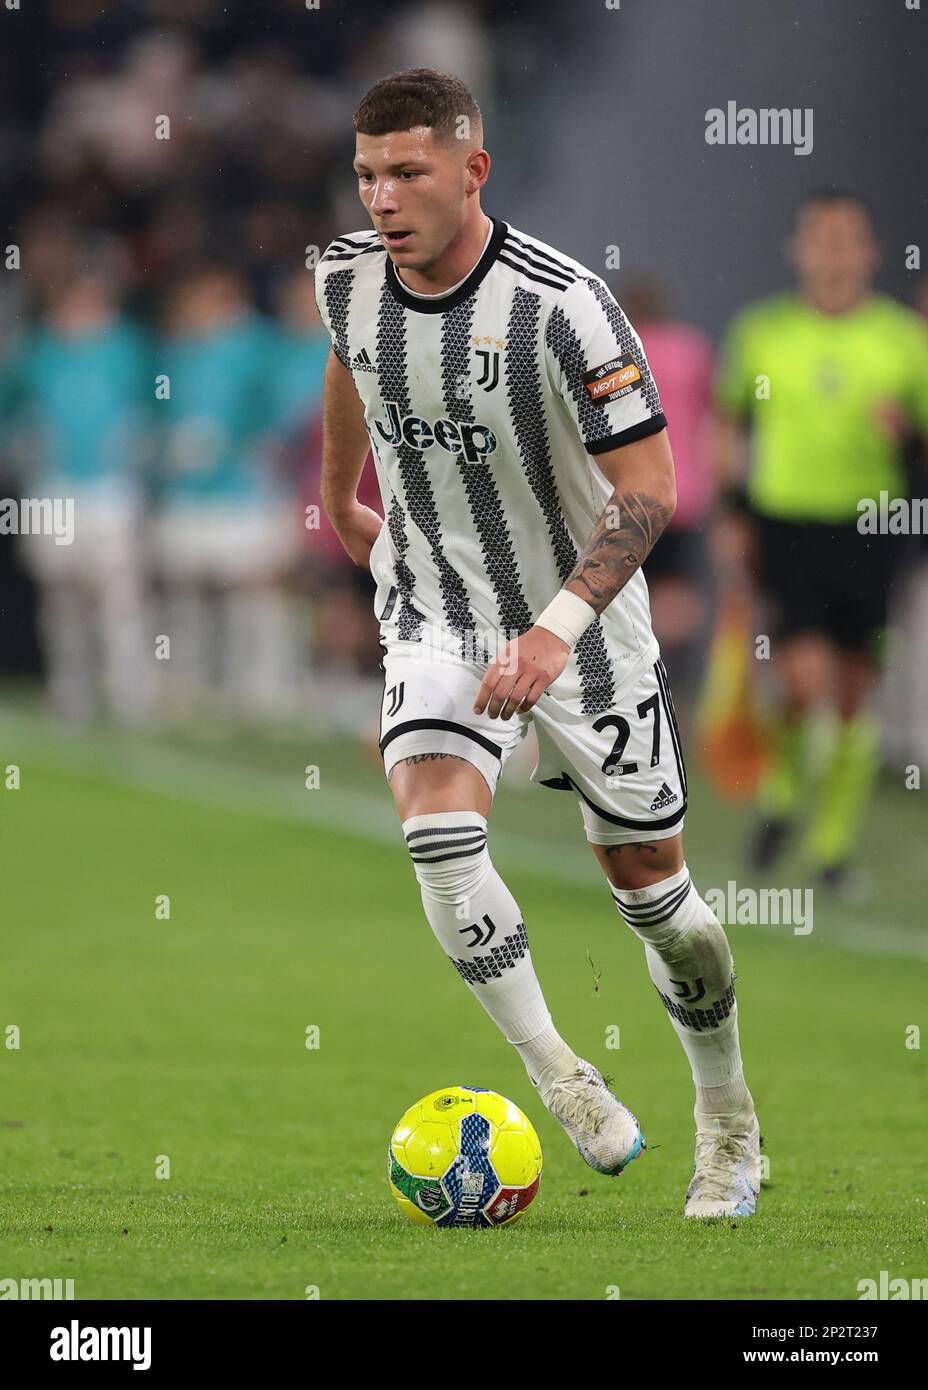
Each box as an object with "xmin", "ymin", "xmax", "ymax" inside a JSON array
[
  {"xmin": 610, "ymin": 862, "xmax": 752, "ymax": 1106},
  {"xmin": 402, "ymin": 811, "xmax": 574, "ymax": 1075},
  {"xmin": 512, "ymin": 1018, "xmax": 577, "ymax": 1082},
  {"xmin": 695, "ymin": 1070, "xmax": 752, "ymax": 1123}
]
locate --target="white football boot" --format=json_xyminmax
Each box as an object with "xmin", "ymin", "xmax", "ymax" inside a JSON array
[
  {"xmin": 532, "ymin": 1058, "xmax": 645, "ymax": 1176},
  {"xmin": 684, "ymin": 1109, "xmax": 761, "ymax": 1218}
]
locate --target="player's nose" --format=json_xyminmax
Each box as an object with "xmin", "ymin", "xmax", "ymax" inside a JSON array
[{"xmin": 369, "ymin": 179, "xmax": 399, "ymax": 214}]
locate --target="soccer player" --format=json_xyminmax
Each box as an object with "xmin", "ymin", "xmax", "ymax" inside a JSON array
[
  {"xmin": 715, "ymin": 191, "xmax": 928, "ymax": 891},
  {"xmin": 315, "ymin": 68, "xmax": 760, "ymax": 1218}
]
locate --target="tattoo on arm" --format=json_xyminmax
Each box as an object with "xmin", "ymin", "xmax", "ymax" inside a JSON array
[
  {"xmin": 603, "ymin": 841, "xmax": 659, "ymax": 857},
  {"xmin": 565, "ymin": 490, "xmax": 672, "ymax": 615}
]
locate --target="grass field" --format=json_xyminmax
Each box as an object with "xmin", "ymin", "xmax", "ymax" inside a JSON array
[{"xmin": 1, "ymin": 699, "xmax": 926, "ymax": 1300}]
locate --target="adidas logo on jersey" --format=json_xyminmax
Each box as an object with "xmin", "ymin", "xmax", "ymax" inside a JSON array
[
  {"xmin": 650, "ymin": 782, "xmax": 678, "ymax": 811},
  {"xmin": 351, "ymin": 347, "xmax": 376, "ymax": 371}
]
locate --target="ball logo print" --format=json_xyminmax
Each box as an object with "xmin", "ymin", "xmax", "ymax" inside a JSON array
[
  {"xmin": 388, "ymin": 1086, "xmax": 543, "ymax": 1228},
  {"xmin": 414, "ymin": 1185, "xmax": 444, "ymax": 1213}
]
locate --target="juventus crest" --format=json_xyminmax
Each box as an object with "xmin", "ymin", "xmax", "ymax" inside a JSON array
[
  {"xmin": 472, "ymin": 334, "xmax": 505, "ymax": 392},
  {"xmin": 475, "ymin": 347, "xmax": 500, "ymax": 392}
]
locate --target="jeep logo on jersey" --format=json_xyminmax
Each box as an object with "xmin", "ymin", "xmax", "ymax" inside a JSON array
[{"xmin": 374, "ymin": 401, "xmax": 497, "ymax": 464}]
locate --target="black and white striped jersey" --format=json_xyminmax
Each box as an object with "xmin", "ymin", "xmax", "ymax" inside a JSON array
[{"xmin": 314, "ymin": 213, "xmax": 668, "ymax": 717}]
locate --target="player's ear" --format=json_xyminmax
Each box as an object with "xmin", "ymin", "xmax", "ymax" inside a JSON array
[{"xmin": 465, "ymin": 148, "xmax": 490, "ymax": 192}]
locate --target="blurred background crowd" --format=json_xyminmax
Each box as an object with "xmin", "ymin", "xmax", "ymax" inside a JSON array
[
  {"xmin": 0, "ymin": 0, "xmax": 562, "ymax": 733},
  {"xmin": 0, "ymin": 0, "xmax": 925, "ymax": 868}
]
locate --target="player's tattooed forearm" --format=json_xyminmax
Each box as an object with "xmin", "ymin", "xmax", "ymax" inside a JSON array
[
  {"xmin": 566, "ymin": 490, "xmax": 672, "ymax": 613},
  {"xmin": 603, "ymin": 841, "xmax": 660, "ymax": 856}
]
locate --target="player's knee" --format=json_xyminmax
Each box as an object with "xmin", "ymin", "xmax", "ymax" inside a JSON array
[
  {"xmin": 779, "ymin": 637, "xmax": 833, "ymax": 709},
  {"xmin": 401, "ymin": 809, "xmax": 493, "ymax": 907}
]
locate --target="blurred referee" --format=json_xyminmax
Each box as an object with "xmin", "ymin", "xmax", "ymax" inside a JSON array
[{"xmin": 714, "ymin": 190, "xmax": 928, "ymax": 893}]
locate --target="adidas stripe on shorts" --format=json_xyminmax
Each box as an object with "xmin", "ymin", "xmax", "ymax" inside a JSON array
[{"xmin": 378, "ymin": 639, "xmax": 687, "ymax": 846}]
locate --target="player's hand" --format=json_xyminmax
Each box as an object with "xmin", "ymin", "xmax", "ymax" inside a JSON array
[
  {"xmin": 329, "ymin": 501, "xmax": 384, "ymax": 570},
  {"xmin": 473, "ymin": 625, "xmax": 571, "ymax": 720},
  {"xmin": 872, "ymin": 397, "xmax": 913, "ymax": 445},
  {"xmin": 710, "ymin": 509, "xmax": 757, "ymax": 581}
]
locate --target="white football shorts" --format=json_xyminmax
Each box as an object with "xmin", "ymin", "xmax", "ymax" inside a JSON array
[{"xmin": 377, "ymin": 635, "xmax": 687, "ymax": 846}]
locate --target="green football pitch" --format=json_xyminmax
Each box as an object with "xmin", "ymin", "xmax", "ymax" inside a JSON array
[{"xmin": 1, "ymin": 701, "xmax": 926, "ymax": 1300}]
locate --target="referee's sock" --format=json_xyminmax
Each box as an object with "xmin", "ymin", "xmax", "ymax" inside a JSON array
[
  {"xmin": 802, "ymin": 711, "xmax": 880, "ymax": 868},
  {"xmin": 757, "ymin": 711, "xmax": 806, "ymax": 819}
]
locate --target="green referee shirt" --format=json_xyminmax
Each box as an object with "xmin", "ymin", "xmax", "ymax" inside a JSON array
[{"xmin": 715, "ymin": 292, "xmax": 928, "ymax": 521}]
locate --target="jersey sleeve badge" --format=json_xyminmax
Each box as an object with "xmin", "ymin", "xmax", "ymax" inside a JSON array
[{"xmin": 582, "ymin": 353, "xmax": 643, "ymax": 404}]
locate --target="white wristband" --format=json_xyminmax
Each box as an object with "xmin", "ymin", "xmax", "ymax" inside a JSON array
[{"xmin": 534, "ymin": 589, "xmax": 598, "ymax": 649}]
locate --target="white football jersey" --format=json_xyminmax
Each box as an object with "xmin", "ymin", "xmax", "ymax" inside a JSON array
[{"xmin": 314, "ymin": 214, "xmax": 668, "ymax": 717}]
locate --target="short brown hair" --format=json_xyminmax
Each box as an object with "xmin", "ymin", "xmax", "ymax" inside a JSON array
[{"xmin": 353, "ymin": 67, "xmax": 482, "ymax": 145}]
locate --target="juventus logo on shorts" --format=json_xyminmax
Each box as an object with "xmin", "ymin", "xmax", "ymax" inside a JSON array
[
  {"xmin": 475, "ymin": 348, "xmax": 500, "ymax": 392},
  {"xmin": 385, "ymin": 682, "xmax": 405, "ymax": 717}
]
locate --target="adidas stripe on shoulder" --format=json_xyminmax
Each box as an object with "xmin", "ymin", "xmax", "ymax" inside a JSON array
[
  {"xmin": 319, "ymin": 229, "xmax": 383, "ymax": 265},
  {"xmin": 499, "ymin": 234, "xmax": 579, "ymax": 293}
]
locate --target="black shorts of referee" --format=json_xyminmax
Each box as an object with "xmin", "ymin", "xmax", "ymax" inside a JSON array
[{"xmin": 750, "ymin": 510, "xmax": 902, "ymax": 657}]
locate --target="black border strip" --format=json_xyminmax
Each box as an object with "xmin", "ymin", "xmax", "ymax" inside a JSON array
[
  {"xmin": 655, "ymin": 658, "xmax": 688, "ymax": 800},
  {"xmin": 379, "ymin": 718, "xmax": 504, "ymax": 760},
  {"xmin": 586, "ymin": 412, "xmax": 668, "ymax": 454},
  {"xmin": 539, "ymin": 767, "xmax": 686, "ymax": 830}
]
